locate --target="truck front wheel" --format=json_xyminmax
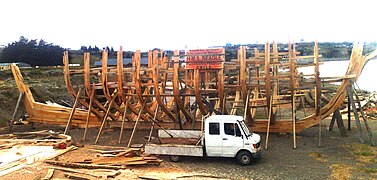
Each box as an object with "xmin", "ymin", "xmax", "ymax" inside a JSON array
[
  {"xmin": 236, "ymin": 151, "xmax": 252, "ymax": 165},
  {"xmin": 169, "ymin": 155, "xmax": 181, "ymax": 162}
]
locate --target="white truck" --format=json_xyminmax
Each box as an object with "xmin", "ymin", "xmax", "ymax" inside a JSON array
[{"xmin": 145, "ymin": 115, "xmax": 261, "ymax": 165}]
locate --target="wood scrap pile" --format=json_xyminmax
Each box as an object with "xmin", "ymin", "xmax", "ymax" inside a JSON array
[
  {"xmin": 41, "ymin": 167, "xmax": 121, "ymax": 179},
  {"xmin": 0, "ymin": 130, "xmax": 72, "ymax": 150},
  {"xmin": 45, "ymin": 146, "xmax": 163, "ymax": 171},
  {"xmin": 363, "ymin": 92, "xmax": 377, "ymax": 118}
]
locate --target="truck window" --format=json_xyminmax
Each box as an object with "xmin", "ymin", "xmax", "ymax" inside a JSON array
[
  {"xmin": 225, "ymin": 123, "xmax": 242, "ymax": 137},
  {"xmin": 209, "ymin": 123, "xmax": 220, "ymax": 135},
  {"xmin": 235, "ymin": 124, "xmax": 242, "ymax": 137}
]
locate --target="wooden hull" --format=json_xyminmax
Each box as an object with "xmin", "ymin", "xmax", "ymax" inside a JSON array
[{"xmin": 12, "ymin": 42, "xmax": 377, "ymax": 133}]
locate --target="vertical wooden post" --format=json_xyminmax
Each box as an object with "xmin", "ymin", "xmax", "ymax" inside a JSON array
[
  {"xmin": 82, "ymin": 85, "xmax": 95, "ymax": 141},
  {"xmin": 313, "ymin": 42, "xmax": 322, "ymax": 147},
  {"xmin": 9, "ymin": 93, "xmax": 24, "ymax": 133},
  {"xmin": 64, "ymin": 88, "xmax": 81, "ymax": 135},
  {"xmin": 288, "ymin": 42, "xmax": 297, "ymax": 149},
  {"xmin": 265, "ymin": 42, "xmax": 271, "ymax": 119}
]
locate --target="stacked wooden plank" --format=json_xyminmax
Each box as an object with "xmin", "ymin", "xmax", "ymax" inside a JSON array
[{"xmin": 45, "ymin": 147, "xmax": 162, "ymax": 170}]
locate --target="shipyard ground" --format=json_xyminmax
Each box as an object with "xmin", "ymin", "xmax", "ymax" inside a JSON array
[{"xmin": 0, "ymin": 116, "xmax": 376, "ymax": 179}]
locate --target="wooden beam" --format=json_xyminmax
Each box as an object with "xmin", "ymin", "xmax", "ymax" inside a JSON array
[{"xmin": 64, "ymin": 88, "xmax": 81, "ymax": 135}]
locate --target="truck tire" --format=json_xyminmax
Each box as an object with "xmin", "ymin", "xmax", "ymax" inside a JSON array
[
  {"xmin": 169, "ymin": 155, "xmax": 181, "ymax": 162},
  {"xmin": 236, "ymin": 151, "xmax": 252, "ymax": 165}
]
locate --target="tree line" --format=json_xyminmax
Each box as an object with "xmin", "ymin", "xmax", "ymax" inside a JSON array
[{"xmin": 0, "ymin": 36, "xmax": 66, "ymax": 66}]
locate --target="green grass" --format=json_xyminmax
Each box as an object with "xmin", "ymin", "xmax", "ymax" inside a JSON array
[
  {"xmin": 363, "ymin": 168, "xmax": 377, "ymax": 174},
  {"xmin": 353, "ymin": 144, "xmax": 374, "ymax": 157},
  {"xmin": 354, "ymin": 151, "xmax": 374, "ymax": 157}
]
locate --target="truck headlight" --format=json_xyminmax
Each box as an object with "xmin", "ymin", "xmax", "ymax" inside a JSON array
[{"xmin": 253, "ymin": 142, "xmax": 260, "ymax": 149}]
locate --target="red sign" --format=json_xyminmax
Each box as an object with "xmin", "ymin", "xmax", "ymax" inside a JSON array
[{"xmin": 185, "ymin": 48, "xmax": 224, "ymax": 69}]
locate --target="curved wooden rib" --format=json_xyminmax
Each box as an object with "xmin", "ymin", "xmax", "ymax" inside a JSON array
[
  {"xmin": 63, "ymin": 52, "xmax": 104, "ymax": 120},
  {"xmin": 116, "ymin": 47, "xmax": 133, "ymax": 122},
  {"xmin": 151, "ymin": 50, "xmax": 176, "ymax": 121},
  {"xmin": 173, "ymin": 50, "xmax": 194, "ymax": 122},
  {"xmin": 82, "ymin": 52, "xmax": 119, "ymax": 121},
  {"xmin": 133, "ymin": 50, "xmax": 158, "ymax": 120}
]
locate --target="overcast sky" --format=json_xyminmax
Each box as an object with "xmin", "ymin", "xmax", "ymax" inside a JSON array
[{"xmin": 0, "ymin": 0, "xmax": 376, "ymax": 51}]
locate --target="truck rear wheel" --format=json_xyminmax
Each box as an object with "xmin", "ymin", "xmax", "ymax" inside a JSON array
[
  {"xmin": 236, "ymin": 151, "xmax": 252, "ymax": 165},
  {"xmin": 169, "ymin": 155, "xmax": 181, "ymax": 162}
]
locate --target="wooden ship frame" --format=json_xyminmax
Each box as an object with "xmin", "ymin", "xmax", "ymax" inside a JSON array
[{"xmin": 11, "ymin": 41, "xmax": 377, "ymax": 144}]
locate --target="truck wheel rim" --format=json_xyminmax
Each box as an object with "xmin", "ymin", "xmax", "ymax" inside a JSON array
[{"xmin": 242, "ymin": 155, "xmax": 250, "ymax": 163}]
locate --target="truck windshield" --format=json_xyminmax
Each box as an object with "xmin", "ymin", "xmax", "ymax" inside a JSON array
[{"xmin": 238, "ymin": 120, "xmax": 252, "ymax": 137}]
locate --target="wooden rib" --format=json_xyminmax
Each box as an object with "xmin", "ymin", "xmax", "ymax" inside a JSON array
[
  {"xmin": 151, "ymin": 50, "xmax": 176, "ymax": 121},
  {"xmin": 134, "ymin": 50, "xmax": 157, "ymax": 120},
  {"xmin": 173, "ymin": 50, "xmax": 194, "ymax": 122},
  {"xmin": 100, "ymin": 50, "xmax": 123, "ymax": 117},
  {"xmin": 83, "ymin": 52, "xmax": 91, "ymax": 94},
  {"xmin": 116, "ymin": 47, "xmax": 134, "ymax": 122},
  {"xmin": 63, "ymin": 51, "xmax": 105, "ymax": 121},
  {"xmin": 82, "ymin": 51, "xmax": 118, "ymax": 121}
]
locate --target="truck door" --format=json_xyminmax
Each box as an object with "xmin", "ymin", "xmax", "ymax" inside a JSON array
[
  {"xmin": 222, "ymin": 123, "xmax": 244, "ymax": 157},
  {"xmin": 205, "ymin": 122, "xmax": 222, "ymax": 156}
]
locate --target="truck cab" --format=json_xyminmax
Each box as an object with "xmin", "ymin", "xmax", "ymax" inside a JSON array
[{"xmin": 204, "ymin": 115, "xmax": 261, "ymax": 165}]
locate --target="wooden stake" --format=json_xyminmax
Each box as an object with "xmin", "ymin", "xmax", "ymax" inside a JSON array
[
  {"xmin": 292, "ymin": 96, "xmax": 297, "ymax": 149},
  {"xmin": 95, "ymin": 94, "xmax": 116, "ymax": 144},
  {"xmin": 243, "ymin": 90, "xmax": 250, "ymax": 120},
  {"xmin": 329, "ymin": 108, "xmax": 348, "ymax": 137},
  {"xmin": 127, "ymin": 101, "xmax": 147, "ymax": 147},
  {"xmin": 9, "ymin": 93, "xmax": 24, "ymax": 133},
  {"xmin": 148, "ymin": 105, "xmax": 159, "ymax": 142},
  {"xmin": 83, "ymin": 85, "xmax": 95, "ymax": 141},
  {"xmin": 347, "ymin": 84, "xmax": 364, "ymax": 143},
  {"xmin": 352, "ymin": 83, "xmax": 375, "ymax": 146},
  {"xmin": 265, "ymin": 91, "xmax": 274, "ymax": 150},
  {"xmin": 118, "ymin": 101, "xmax": 129, "ymax": 144},
  {"xmin": 348, "ymin": 94, "xmax": 351, "ymax": 131},
  {"xmin": 64, "ymin": 88, "xmax": 81, "ymax": 135}
]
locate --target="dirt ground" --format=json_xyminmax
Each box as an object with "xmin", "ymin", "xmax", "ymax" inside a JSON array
[
  {"xmin": 0, "ymin": 116, "xmax": 376, "ymax": 180},
  {"xmin": 0, "ymin": 67, "xmax": 376, "ymax": 179}
]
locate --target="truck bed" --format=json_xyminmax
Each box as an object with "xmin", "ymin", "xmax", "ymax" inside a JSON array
[{"xmin": 145, "ymin": 143, "xmax": 204, "ymax": 157}]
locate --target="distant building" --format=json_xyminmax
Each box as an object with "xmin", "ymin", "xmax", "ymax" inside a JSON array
[{"xmin": 0, "ymin": 62, "xmax": 31, "ymax": 71}]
